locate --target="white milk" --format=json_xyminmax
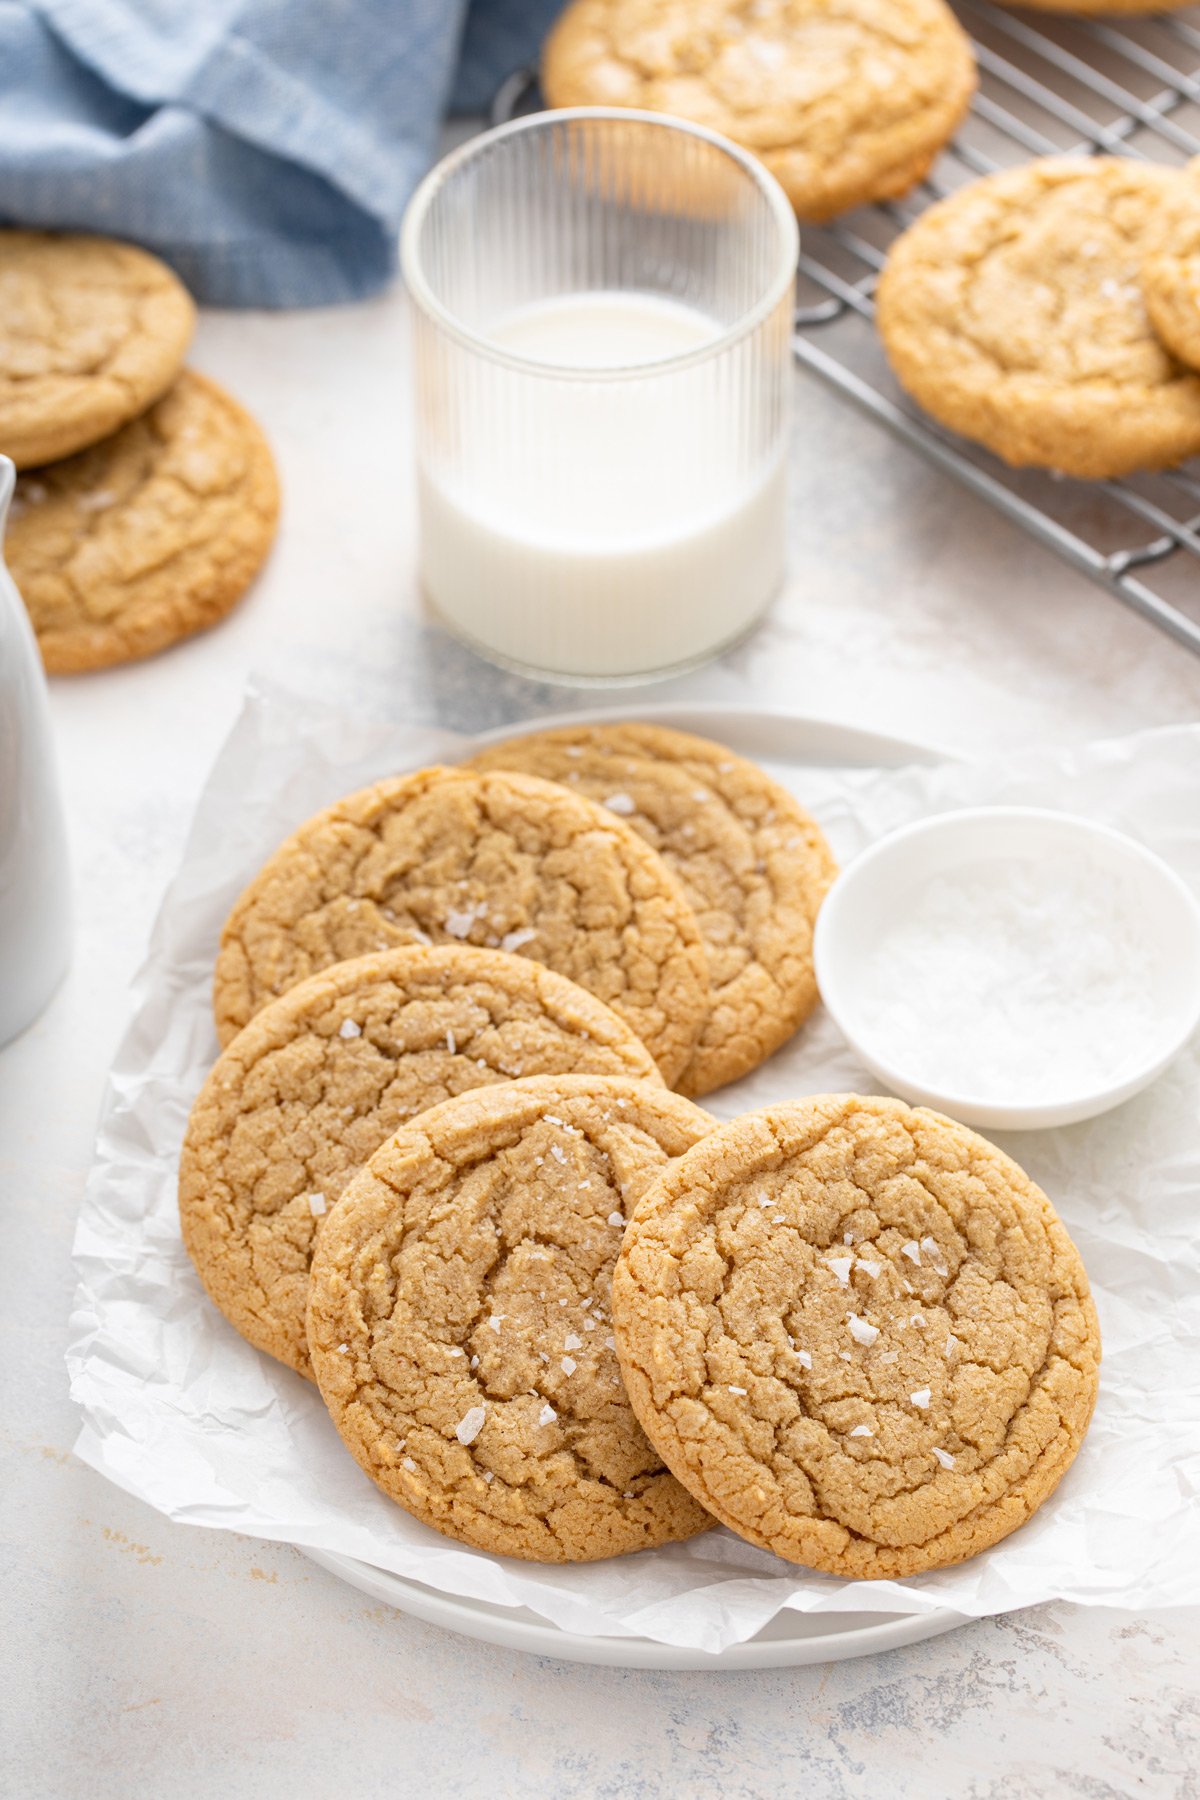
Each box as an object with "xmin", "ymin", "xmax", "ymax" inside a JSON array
[{"xmin": 416, "ymin": 291, "xmax": 788, "ymax": 679}]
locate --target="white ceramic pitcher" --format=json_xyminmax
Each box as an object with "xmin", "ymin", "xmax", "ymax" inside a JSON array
[{"xmin": 0, "ymin": 455, "xmax": 71, "ymax": 1047}]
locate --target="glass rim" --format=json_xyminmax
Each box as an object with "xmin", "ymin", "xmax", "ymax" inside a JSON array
[{"xmin": 400, "ymin": 107, "xmax": 800, "ymax": 381}]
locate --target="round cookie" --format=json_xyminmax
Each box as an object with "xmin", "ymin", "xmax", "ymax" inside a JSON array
[
  {"xmin": 612, "ymin": 1094, "xmax": 1101, "ymax": 1579},
  {"xmin": 307, "ymin": 1075, "xmax": 717, "ymax": 1562},
  {"xmin": 0, "ymin": 231, "xmax": 195, "ymax": 468},
  {"xmin": 213, "ymin": 764, "xmax": 711, "ymax": 1085},
  {"xmin": 6, "ymin": 371, "xmax": 279, "ymax": 673},
  {"xmin": 467, "ymin": 722, "xmax": 836, "ymax": 1097},
  {"xmin": 541, "ymin": 0, "xmax": 976, "ymax": 224},
  {"xmin": 876, "ymin": 157, "xmax": 1200, "ymax": 480},
  {"xmin": 181, "ymin": 946, "xmax": 664, "ymax": 1379},
  {"xmin": 1140, "ymin": 165, "xmax": 1200, "ymax": 373}
]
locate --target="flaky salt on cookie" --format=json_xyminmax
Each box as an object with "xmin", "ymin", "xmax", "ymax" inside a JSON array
[
  {"xmin": 181, "ymin": 947, "xmax": 664, "ymax": 1379},
  {"xmin": 612, "ymin": 1094, "xmax": 1100, "ymax": 1579},
  {"xmin": 307, "ymin": 1076, "xmax": 716, "ymax": 1562},
  {"xmin": 468, "ymin": 721, "xmax": 836, "ymax": 1096},
  {"xmin": 213, "ymin": 765, "xmax": 710, "ymax": 1084}
]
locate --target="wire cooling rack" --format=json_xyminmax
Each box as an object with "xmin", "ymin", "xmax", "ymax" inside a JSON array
[{"xmin": 493, "ymin": 8, "xmax": 1200, "ymax": 658}]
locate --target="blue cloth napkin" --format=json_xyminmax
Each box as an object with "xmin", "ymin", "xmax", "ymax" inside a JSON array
[{"xmin": 0, "ymin": 0, "xmax": 562, "ymax": 307}]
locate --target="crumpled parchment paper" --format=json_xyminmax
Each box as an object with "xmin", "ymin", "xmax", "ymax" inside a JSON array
[{"xmin": 67, "ymin": 682, "xmax": 1200, "ymax": 1653}]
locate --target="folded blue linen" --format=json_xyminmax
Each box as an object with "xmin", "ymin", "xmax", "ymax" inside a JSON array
[{"xmin": 0, "ymin": 0, "xmax": 563, "ymax": 307}]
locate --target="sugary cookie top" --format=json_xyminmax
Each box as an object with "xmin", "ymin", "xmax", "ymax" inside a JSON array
[
  {"xmin": 468, "ymin": 722, "xmax": 836, "ymax": 1096},
  {"xmin": 7, "ymin": 370, "xmax": 279, "ymax": 673},
  {"xmin": 876, "ymin": 157, "xmax": 1200, "ymax": 477},
  {"xmin": 307, "ymin": 1076, "xmax": 716, "ymax": 1562},
  {"xmin": 213, "ymin": 764, "xmax": 711, "ymax": 1084},
  {"xmin": 180, "ymin": 948, "xmax": 663, "ymax": 1379},
  {"xmin": 542, "ymin": 0, "xmax": 975, "ymax": 221},
  {"xmin": 613, "ymin": 1094, "xmax": 1101, "ymax": 1578},
  {"xmin": 0, "ymin": 231, "xmax": 195, "ymax": 467}
]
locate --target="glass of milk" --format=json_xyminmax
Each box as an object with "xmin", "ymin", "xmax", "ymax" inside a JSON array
[{"xmin": 401, "ymin": 109, "xmax": 799, "ymax": 682}]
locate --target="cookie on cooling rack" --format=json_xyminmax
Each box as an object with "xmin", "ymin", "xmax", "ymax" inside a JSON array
[
  {"xmin": 541, "ymin": 0, "xmax": 976, "ymax": 223},
  {"xmin": 612, "ymin": 1094, "xmax": 1101, "ymax": 1579},
  {"xmin": 7, "ymin": 371, "xmax": 278, "ymax": 673},
  {"xmin": 213, "ymin": 764, "xmax": 711, "ymax": 1086},
  {"xmin": 876, "ymin": 156, "xmax": 1200, "ymax": 479},
  {"xmin": 0, "ymin": 231, "xmax": 194, "ymax": 468},
  {"xmin": 307, "ymin": 1076, "xmax": 716, "ymax": 1562},
  {"xmin": 180, "ymin": 946, "xmax": 663, "ymax": 1379},
  {"xmin": 467, "ymin": 722, "xmax": 836, "ymax": 1097}
]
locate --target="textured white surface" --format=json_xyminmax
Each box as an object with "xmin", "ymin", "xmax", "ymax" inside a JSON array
[{"xmin": 4, "ymin": 269, "xmax": 1200, "ymax": 1794}]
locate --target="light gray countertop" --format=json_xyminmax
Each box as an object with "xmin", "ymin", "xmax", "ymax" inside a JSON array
[{"xmin": 3, "ymin": 278, "xmax": 1200, "ymax": 1800}]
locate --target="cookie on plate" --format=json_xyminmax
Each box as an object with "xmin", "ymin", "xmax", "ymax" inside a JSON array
[
  {"xmin": 213, "ymin": 764, "xmax": 711, "ymax": 1085},
  {"xmin": 1141, "ymin": 164, "xmax": 1200, "ymax": 373},
  {"xmin": 467, "ymin": 722, "xmax": 836, "ymax": 1097},
  {"xmin": 181, "ymin": 947, "xmax": 663, "ymax": 1379},
  {"xmin": 307, "ymin": 1075, "xmax": 717, "ymax": 1562},
  {"xmin": 612, "ymin": 1094, "xmax": 1101, "ymax": 1579},
  {"xmin": 6, "ymin": 370, "xmax": 279, "ymax": 673},
  {"xmin": 0, "ymin": 231, "xmax": 195, "ymax": 468},
  {"xmin": 541, "ymin": 0, "xmax": 976, "ymax": 223},
  {"xmin": 876, "ymin": 157, "xmax": 1200, "ymax": 479}
]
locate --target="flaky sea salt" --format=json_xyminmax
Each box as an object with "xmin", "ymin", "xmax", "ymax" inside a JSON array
[
  {"xmin": 850, "ymin": 1425, "xmax": 873, "ymax": 1437},
  {"xmin": 847, "ymin": 1313, "xmax": 879, "ymax": 1346},
  {"xmin": 456, "ymin": 1406, "xmax": 486, "ymax": 1445},
  {"xmin": 338, "ymin": 1018, "xmax": 361, "ymax": 1039},
  {"xmin": 607, "ymin": 1211, "xmax": 624, "ymax": 1228},
  {"xmin": 538, "ymin": 1404, "xmax": 556, "ymax": 1426},
  {"xmin": 501, "ymin": 927, "xmax": 536, "ymax": 953},
  {"xmin": 932, "ymin": 1446, "xmax": 956, "ymax": 1470},
  {"xmin": 826, "ymin": 1256, "xmax": 853, "ymax": 1285},
  {"xmin": 306, "ymin": 1193, "xmax": 326, "ymax": 1217},
  {"xmin": 604, "ymin": 793, "xmax": 635, "ymax": 814},
  {"xmin": 794, "ymin": 1349, "xmax": 812, "ymax": 1370},
  {"xmin": 856, "ymin": 854, "xmax": 1160, "ymax": 1102},
  {"xmin": 729, "ymin": 1385, "xmax": 747, "ymax": 1395},
  {"xmin": 910, "ymin": 1387, "xmax": 931, "ymax": 1409},
  {"xmin": 561, "ymin": 1357, "xmax": 576, "ymax": 1374}
]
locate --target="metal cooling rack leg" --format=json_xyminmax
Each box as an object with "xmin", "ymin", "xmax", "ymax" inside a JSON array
[{"xmin": 793, "ymin": 335, "xmax": 1200, "ymax": 659}]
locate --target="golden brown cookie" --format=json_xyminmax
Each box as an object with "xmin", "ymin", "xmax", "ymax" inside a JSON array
[
  {"xmin": 612, "ymin": 1094, "xmax": 1101, "ymax": 1579},
  {"xmin": 468, "ymin": 722, "xmax": 836, "ymax": 1097},
  {"xmin": 876, "ymin": 156, "xmax": 1200, "ymax": 480},
  {"xmin": 181, "ymin": 946, "xmax": 665, "ymax": 1379},
  {"xmin": 0, "ymin": 231, "xmax": 195, "ymax": 468},
  {"xmin": 1002, "ymin": 0, "xmax": 1191, "ymax": 12},
  {"xmin": 541, "ymin": 0, "xmax": 976, "ymax": 224},
  {"xmin": 6, "ymin": 370, "xmax": 279, "ymax": 673},
  {"xmin": 213, "ymin": 764, "xmax": 711, "ymax": 1084},
  {"xmin": 1141, "ymin": 163, "xmax": 1200, "ymax": 373},
  {"xmin": 307, "ymin": 1075, "xmax": 717, "ymax": 1562}
]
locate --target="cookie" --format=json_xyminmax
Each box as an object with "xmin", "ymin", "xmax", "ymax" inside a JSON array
[
  {"xmin": 876, "ymin": 157, "xmax": 1200, "ymax": 480},
  {"xmin": 0, "ymin": 231, "xmax": 195, "ymax": 468},
  {"xmin": 1003, "ymin": 0, "xmax": 1191, "ymax": 12},
  {"xmin": 1140, "ymin": 164, "xmax": 1200, "ymax": 373},
  {"xmin": 213, "ymin": 764, "xmax": 711, "ymax": 1085},
  {"xmin": 612, "ymin": 1094, "xmax": 1101, "ymax": 1579},
  {"xmin": 6, "ymin": 371, "xmax": 279, "ymax": 673},
  {"xmin": 541, "ymin": 0, "xmax": 976, "ymax": 224},
  {"xmin": 307, "ymin": 1075, "xmax": 716, "ymax": 1561},
  {"xmin": 180, "ymin": 946, "xmax": 664, "ymax": 1379},
  {"xmin": 468, "ymin": 723, "xmax": 836, "ymax": 1097}
]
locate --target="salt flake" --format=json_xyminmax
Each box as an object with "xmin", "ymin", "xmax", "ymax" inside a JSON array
[
  {"xmin": 338, "ymin": 1019, "xmax": 361, "ymax": 1039},
  {"xmin": 847, "ymin": 1313, "xmax": 879, "ymax": 1346},
  {"xmin": 538, "ymin": 1404, "xmax": 557, "ymax": 1426},
  {"xmin": 729, "ymin": 1385, "xmax": 747, "ymax": 1395},
  {"xmin": 445, "ymin": 1029, "xmax": 456, "ymax": 1054},
  {"xmin": 921, "ymin": 1237, "xmax": 949, "ymax": 1275},
  {"xmin": 932, "ymin": 1447, "xmax": 956, "ymax": 1470},
  {"xmin": 608, "ymin": 1211, "xmax": 624, "ymax": 1229},
  {"xmin": 456, "ymin": 1405, "xmax": 486, "ymax": 1446},
  {"xmin": 564, "ymin": 1334, "xmax": 583, "ymax": 1351},
  {"xmin": 826, "ymin": 1256, "xmax": 853, "ymax": 1285},
  {"xmin": 501, "ymin": 927, "xmax": 536, "ymax": 953},
  {"xmin": 306, "ymin": 1193, "xmax": 327, "ymax": 1217},
  {"xmin": 850, "ymin": 1425, "xmax": 873, "ymax": 1438},
  {"xmin": 402, "ymin": 1457, "xmax": 416, "ymax": 1471},
  {"xmin": 561, "ymin": 1357, "xmax": 576, "ymax": 1375},
  {"xmin": 901, "ymin": 1241, "xmax": 921, "ymax": 1265},
  {"xmin": 910, "ymin": 1387, "xmax": 931, "ymax": 1409},
  {"xmin": 604, "ymin": 793, "xmax": 636, "ymax": 814},
  {"xmin": 794, "ymin": 1349, "xmax": 812, "ymax": 1370},
  {"xmin": 857, "ymin": 1260, "xmax": 882, "ymax": 1278}
]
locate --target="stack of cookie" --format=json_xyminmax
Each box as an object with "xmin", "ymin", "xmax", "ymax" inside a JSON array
[
  {"xmin": 877, "ymin": 155, "xmax": 1200, "ymax": 479},
  {"xmin": 180, "ymin": 723, "xmax": 1101, "ymax": 1577},
  {"xmin": 0, "ymin": 232, "xmax": 279, "ymax": 672}
]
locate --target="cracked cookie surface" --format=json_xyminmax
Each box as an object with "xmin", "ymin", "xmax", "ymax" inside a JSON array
[
  {"xmin": 0, "ymin": 231, "xmax": 194, "ymax": 468},
  {"xmin": 612, "ymin": 1093, "xmax": 1100, "ymax": 1578},
  {"xmin": 7, "ymin": 370, "xmax": 279, "ymax": 672},
  {"xmin": 542, "ymin": 0, "xmax": 975, "ymax": 223},
  {"xmin": 876, "ymin": 157, "xmax": 1200, "ymax": 479},
  {"xmin": 468, "ymin": 722, "xmax": 836, "ymax": 1097},
  {"xmin": 214, "ymin": 764, "xmax": 711, "ymax": 1084},
  {"xmin": 307, "ymin": 1075, "xmax": 716, "ymax": 1561},
  {"xmin": 181, "ymin": 948, "xmax": 664, "ymax": 1379}
]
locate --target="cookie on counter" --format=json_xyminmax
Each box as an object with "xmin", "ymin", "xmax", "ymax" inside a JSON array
[
  {"xmin": 542, "ymin": 0, "xmax": 976, "ymax": 223},
  {"xmin": 6, "ymin": 371, "xmax": 279, "ymax": 673},
  {"xmin": 612, "ymin": 1094, "xmax": 1101, "ymax": 1578},
  {"xmin": 307, "ymin": 1075, "xmax": 716, "ymax": 1561},
  {"xmin": 1141, "ymin": 162, "xmax": 1200, "ymax": 374},
  {"xmin": 876, "ymin": 156, "xmax": 1200, "ymax": 479},
  {"xmin": 213, "ymin": 764, "xmax": 711, "ymax": 1085},
  {"xmin": 467, "ymin": 722, "xmax": 836, "ymax": 1097},
  {"xmin": 180, "ymin": 946, "xmax": 664, "ymax": 1379},
  {"xmin": 0, "ymin": 231, "xmax": 195, "ymax": 468}
]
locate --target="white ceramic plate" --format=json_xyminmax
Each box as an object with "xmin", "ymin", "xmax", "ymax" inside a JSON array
[{"xmin": 309, "ymin": 705, "xmax": 968, "ymax": 1669}]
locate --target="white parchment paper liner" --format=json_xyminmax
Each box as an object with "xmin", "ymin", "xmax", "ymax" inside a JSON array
[{"xmin": 68, "ymin": 682, "xmax": 1200, "ymax": 1653}]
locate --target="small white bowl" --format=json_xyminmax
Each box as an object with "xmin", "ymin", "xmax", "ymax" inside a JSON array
[{"xmin": 812, "ymin": 806, "xmax": 1200, "ymax": 1131}]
